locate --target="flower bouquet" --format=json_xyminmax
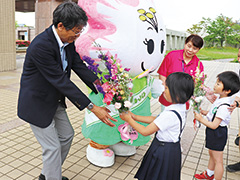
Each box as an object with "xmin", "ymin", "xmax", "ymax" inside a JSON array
[
  {"xmin": 190, "ymin": 63, "xmax": 209, "ymax": 129},
  {"xmin": 82, "ymin": 42, "xmax": 133, "ymax": 113}
]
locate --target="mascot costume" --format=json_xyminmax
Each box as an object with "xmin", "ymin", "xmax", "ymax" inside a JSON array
[{"xmin": 76, "ymin": 0, "xmax": 166, "ymax": 167}]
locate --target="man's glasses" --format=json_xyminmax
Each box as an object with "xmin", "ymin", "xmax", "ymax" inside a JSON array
[{"xmin": 70, "ymin": 28, "xmax": 85, "ymax": 35}]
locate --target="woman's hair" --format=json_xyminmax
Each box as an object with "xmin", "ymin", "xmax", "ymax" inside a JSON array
[
  {"xmin": 166, "ymin": 72, "xmax": 194, "ymax": 104},
  {"xmin": 185, "ymin": 34, "xmax": 204, "ymax": 49},
  {"xmin": 217, "ymin": 71, "xmax": 240, "ymax": 96},
  {"xmin": 53, "ymin": 2, "xmax": 88, "ymax": 30}
]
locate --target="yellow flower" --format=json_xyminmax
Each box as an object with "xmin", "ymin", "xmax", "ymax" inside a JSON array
[
  {"xmin": 123, "ymin": 73, "xmax": 129, "ymax": 78},
  {"xmin": 120, "ymin": 90, "xmax": 124, "ymax": 95},
  {"xmin": 119, "ymin": 68, "xmax": 124, "ymax": 72}
]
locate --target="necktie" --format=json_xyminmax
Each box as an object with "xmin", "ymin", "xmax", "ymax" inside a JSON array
[{"xmin": 60, "ymin": 46, "xmax": 68, "ymax": 71}]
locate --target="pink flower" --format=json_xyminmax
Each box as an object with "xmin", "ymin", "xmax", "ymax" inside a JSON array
[
  {"xmin": 103, "ymin": 93, "xmax": 114, "ymax": 105},
  {"xmin": 106, "ymin": 51, "xmax": 112, "ymax": 59},
  {"xmin": 102, "ymin": 82, "xmax": 110, "ymax": 92},
  {"xmin": 103, "ymin": 149, "xmax": 114, "ymax": 157},
  {"xmin": 117, "ymin": 96, "xmax": 122, "ymax": 100},
  {"xmin": 108, "ymin": 58, "xmax": 114, "ymax": 64}
]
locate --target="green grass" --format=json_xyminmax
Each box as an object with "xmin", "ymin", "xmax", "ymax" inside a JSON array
[
  {"xmin": 166, "ymin": 47, "xmax": 239, "ymax": 62},
  {"xmin": 197, "ymin": 47, "xmax": 239, "ymax": 62}
]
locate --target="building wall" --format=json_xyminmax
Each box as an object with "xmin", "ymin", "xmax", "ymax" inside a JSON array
[
  {"xmin": 35, "ymin": 0, "xmax": 61, "ymax": 35},
  {"xmin": 16, "ymin": 26, "xmax": 36, "ymax": 41},
  {"xmin": 166, "ymin": 29, "xmax": 186, "ymax": 51},
  {"xmin": 0, "ymin": 0, "xmax": 16, "ymax": 71}
]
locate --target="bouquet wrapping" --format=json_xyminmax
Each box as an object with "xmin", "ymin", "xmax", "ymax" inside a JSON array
[{"xmin": 190, "ymin": 63, "xmax": 209, "ymax": 129}]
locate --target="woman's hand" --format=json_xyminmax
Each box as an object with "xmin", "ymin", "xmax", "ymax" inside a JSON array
[{"xmin": 228, "ymin": 103, "xmax": 236, "ymax": 113}]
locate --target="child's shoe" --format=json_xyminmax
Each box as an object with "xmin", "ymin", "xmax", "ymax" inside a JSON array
[{"xmin": 194, "ymin": 171, "xmax": 214, "ymax": 180}]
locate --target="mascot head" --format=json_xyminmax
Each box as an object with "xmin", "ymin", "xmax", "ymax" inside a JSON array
[{"xmin": 76, "ymin": 0, "xmax": 166, "ymax": 76}]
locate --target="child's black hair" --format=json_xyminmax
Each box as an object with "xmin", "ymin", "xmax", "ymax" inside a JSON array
[
  {"xmin": 217, "ymin": 71, "xmax": 240, "ymax": 96},
  {"xmin": 165, "ymin": 72, "xmax": 194, "ymax": 104}
]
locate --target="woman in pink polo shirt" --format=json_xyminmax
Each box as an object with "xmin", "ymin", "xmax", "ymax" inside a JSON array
[{"xmin": 158, "ymin": 34, "xmax": 204, "ymax": 109}]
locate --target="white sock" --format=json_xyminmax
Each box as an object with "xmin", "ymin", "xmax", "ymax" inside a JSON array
[{"xmin": 207, "ymin": 169, "xmax": 214, "ymax": 176}]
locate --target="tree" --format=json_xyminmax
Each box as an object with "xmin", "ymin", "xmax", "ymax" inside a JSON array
[
  {"xmin": 15, "ymin": 21, "xmax": 19, "ymax": 28},
  {"xmin": 186, "ymin": 19, "xmax": 209, "ymax": 36},
  {"xmin": 204, "ymin": 14, "xmax": 235, "ymax": 47},
  {"xmin": 227, "ymin": 23, "xmax": 240, "ymax": 47},
  {"xmin": 187, "ymin": 14, "xmax": 239, "ymax": 47}
]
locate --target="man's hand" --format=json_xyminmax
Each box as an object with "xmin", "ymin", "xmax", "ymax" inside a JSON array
[{"xmin": 90, "ymin": 105, "xmax": 117, "ymax": 127}]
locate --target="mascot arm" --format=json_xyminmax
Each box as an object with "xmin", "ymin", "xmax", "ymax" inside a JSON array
[{"xmin": 151, "ymin": 78, "xmax": 164, "ymax": 99}]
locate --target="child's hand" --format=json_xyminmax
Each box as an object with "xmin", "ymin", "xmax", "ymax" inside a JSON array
[
  {"xmin": 194, "ymin": 111, "xmax": 203, "ymax": 122},
  {"xmin": 128, "ymin": 111, "xmax": 137, "ymax": 120},
  {"xmin": 120, "ymin": 111, "xmax": 132, "ymax": 122},
  {"xmin": 200, "ymin": 108, "xmax": 208, "ymax": 116}
]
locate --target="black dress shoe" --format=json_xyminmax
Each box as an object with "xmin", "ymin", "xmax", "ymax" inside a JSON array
[
  {"xmin": 226, "ymin": 162, "xmax": 240, "ymax": 172},
  {"xmin": 39, "ymin": 174, "xmax": 69, "ymax": 180}
]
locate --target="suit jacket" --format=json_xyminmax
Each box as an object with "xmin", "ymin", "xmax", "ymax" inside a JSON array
[{"xmin": 17, "ymin": 26, "xmax": 98, "ymax": 128}]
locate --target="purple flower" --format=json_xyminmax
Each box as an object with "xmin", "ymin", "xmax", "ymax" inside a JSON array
[
  {"xmin": 104, "ymin": 74, "xmax": 111, "ymax": 80},
  {"xmin": 96, "ymin": 85, "xmax": 105, "ymax": 95},
  {"xmin": 82, "ymin": 56, "xmax": 95, "ymax": 65},
  {"xmin": 98, "ymin": 54, "xmax": 109, "ymax": 61},
  {"xmin": 105, "ymin": 62, "xmax": 112, "ymax": 76}
]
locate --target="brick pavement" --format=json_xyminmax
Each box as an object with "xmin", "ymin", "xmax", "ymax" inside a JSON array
[{"xmin": 0, "ymin": 54, "xmax": 240, "ymax": 179}]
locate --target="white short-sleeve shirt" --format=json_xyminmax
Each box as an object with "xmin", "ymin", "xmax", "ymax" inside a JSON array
[
  {"xmin": 206, "ymin": 96, "xmax": 234, "ymax": 126},
  {"xmin": 154, "ymin": 104, "xmax": 186, "ymax": 143}
]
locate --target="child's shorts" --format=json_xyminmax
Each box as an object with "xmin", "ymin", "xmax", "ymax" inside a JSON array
[{"xmin": 205, "ymin": 126, "xmax": 227, "ymax": 151}]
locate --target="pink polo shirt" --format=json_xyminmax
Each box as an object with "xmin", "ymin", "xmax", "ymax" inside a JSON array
[{"xmin": 157, "ymin": 49, "xmax": 204, "ymax": 77}]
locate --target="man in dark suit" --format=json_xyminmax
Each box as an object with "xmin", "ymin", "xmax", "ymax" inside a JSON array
[{"xmin": 17, "ymin": 2, "xmax": 116, "ymax": 180}]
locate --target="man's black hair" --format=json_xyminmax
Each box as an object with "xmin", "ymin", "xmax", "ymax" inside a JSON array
[{"xmin": 53, "ymin": 1, "xmax": 88, "ymax": 30}]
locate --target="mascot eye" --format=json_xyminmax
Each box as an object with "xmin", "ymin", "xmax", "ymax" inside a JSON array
[
  {"xmin": 143, "ymin": 38, "xmax": 154, "ymax": 54},
  {"xmin": 160, "ymin": 40, "xmax": 165, "ymax": 54}
]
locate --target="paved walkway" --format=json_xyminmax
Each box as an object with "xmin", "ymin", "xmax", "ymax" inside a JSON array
[{"xmin": 0, "ymin": 54, "xmax": 240, "ymax": 180}]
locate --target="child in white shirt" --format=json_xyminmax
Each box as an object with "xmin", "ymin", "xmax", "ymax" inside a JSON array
[
  {"xmin": 120, "ymin": 72, "xmax": 195, "ymax": 180},
  {"xmin": 194, "ymin": 71, "xmax": 240, "ymax": 180}
]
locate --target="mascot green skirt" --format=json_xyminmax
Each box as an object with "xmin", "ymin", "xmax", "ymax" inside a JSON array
[{"xmin": 82, "ymin": 76, "xmax": 163, "ymax": 167}]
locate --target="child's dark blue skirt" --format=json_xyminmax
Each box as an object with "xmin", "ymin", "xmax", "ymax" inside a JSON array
[
  {"xmin": 206, "ymin": 126, "xmax": 227, "ymax": 151},
  {"xmin": 135, "ymin": 137, "xmax": 181, "ymax": 180}
]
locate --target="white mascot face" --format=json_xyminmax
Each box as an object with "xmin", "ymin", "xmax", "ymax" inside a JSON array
[{"xmin": 76, "ymin": 0, "xmax": 166, "ymax": 76}]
